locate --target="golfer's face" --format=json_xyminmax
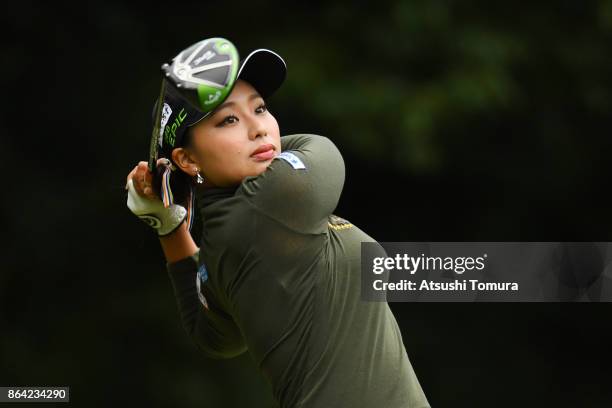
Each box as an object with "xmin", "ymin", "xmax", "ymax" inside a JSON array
[{"xmin": 190, "ymin": 80, "xmax": 281, "ymax": 187}]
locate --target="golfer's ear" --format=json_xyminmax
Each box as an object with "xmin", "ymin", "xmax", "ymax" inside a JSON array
[{"xmin": 171, "ymin": 147, "xmax": 197, "ymax": 173}]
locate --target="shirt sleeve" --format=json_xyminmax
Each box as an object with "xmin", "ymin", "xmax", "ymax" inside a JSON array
[
  {"xmin": 240, "ymin": 134, "xmax": 346, "ymax": 234},
  {"xmin": 167, "ymin": 251, "xmax": 247, "ymax": 359}
]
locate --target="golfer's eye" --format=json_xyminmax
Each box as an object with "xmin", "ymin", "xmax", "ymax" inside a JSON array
[
  {"xmin": 255, "ymin": 103, "xmax": 267, "ymax": 114},
  {"xmin": 218, "ymin": 115, "xmax": 238, "ymax": 127}
]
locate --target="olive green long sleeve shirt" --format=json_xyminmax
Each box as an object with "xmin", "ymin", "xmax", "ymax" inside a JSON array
[{"xmin": 167, "ymin": 134, "xmax": 430, "ymax": 407}]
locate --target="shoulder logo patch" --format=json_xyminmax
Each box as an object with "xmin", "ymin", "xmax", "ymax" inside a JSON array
[
  {"xmin": 277, "ymin": 151, "xmax": 306, "ymax": 169},
  {"xmin": 328, "ymin": 214, "xmax": 354, "ymax": 231}
]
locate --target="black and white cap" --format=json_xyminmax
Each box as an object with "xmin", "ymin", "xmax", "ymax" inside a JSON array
[
  {"xmin": 154, "ymin": 48, "xmax": 287, "ymax": 158},
  {"xmin": 236, "ymin": 48, "xmax": 287, "ymax": 100}
]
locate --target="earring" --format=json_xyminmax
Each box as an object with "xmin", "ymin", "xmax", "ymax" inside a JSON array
[{"xmin": 195, "ymin": 168, "xmax": 204, "ymax": 184}]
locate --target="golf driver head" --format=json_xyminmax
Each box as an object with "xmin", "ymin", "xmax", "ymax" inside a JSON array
[
  {"xmin": 162, "ymin": 37, "xmax": 240, "ymax": 111},
  {"xmin": 149, "ymin": 37, "xmax": 240, "ymax": 170}
]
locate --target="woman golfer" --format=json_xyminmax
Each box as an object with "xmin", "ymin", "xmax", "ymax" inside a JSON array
[{"xmin": 126, "ymin": 43, "xmax": 430, "ymax": 408}]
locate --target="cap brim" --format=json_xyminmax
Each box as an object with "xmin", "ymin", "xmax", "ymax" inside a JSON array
[{"xmin": 236, "ymin": 49, "xmax": 286, "ymax": 99}]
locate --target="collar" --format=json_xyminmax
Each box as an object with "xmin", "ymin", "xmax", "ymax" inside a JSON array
[{"xmin": 195, "ymin": 185, "xmax": 239, "ymax": 211}]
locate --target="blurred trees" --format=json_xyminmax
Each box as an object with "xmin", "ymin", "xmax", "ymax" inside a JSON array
[{"xmin": 2, "ymin": 1, "xmax": 612, "ymax": 407}]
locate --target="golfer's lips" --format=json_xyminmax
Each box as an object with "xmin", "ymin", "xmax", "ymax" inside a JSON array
[{"xmin": 250, "ymin": 144, "xmax": 276, "ymax": 161}]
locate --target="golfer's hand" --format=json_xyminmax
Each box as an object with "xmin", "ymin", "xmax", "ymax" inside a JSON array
[
  {"xmin": 125, "ymin": 161, "xmax": 186, "ymax": 236},
  {"xmin": 126, "ymin": 161, "xmax": 157, "ymax": 199}
]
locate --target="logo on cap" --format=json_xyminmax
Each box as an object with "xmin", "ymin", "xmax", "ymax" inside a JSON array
[
  {"xmin": 159, "ymin": 103, "xmax": 173, "ymax": 147},
  {"xmin": 163, "ymin": 108, "xmax": 187, "ymax": 148}
]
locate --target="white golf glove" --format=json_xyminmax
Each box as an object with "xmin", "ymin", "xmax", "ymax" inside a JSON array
[{"xmin": 126, "ymin": 178, "xmax": 186, "ymax": 236}]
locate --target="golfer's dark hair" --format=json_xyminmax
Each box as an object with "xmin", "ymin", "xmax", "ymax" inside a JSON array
[{"xmin": 151, "ymin": 127, "xmax": 196, "ymax": 208}]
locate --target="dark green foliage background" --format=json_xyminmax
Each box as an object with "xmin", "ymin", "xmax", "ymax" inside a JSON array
[{"xmin": 3, "ymin": 1, "xmax": 612, "ymax": 407}]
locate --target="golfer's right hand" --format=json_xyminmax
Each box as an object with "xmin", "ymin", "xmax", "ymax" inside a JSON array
[
  {"xmin": 125, "ymin": 161, "xmax": 187, "ymax": 237},
  {"xmin": 126, "ymin": 161, "xmax": 159, "ymax": 199}
]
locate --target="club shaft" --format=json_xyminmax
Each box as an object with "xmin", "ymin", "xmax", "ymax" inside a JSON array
[{"xmin": 149, "ymin": 78, "xmax": 167, "ymax": 171}]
